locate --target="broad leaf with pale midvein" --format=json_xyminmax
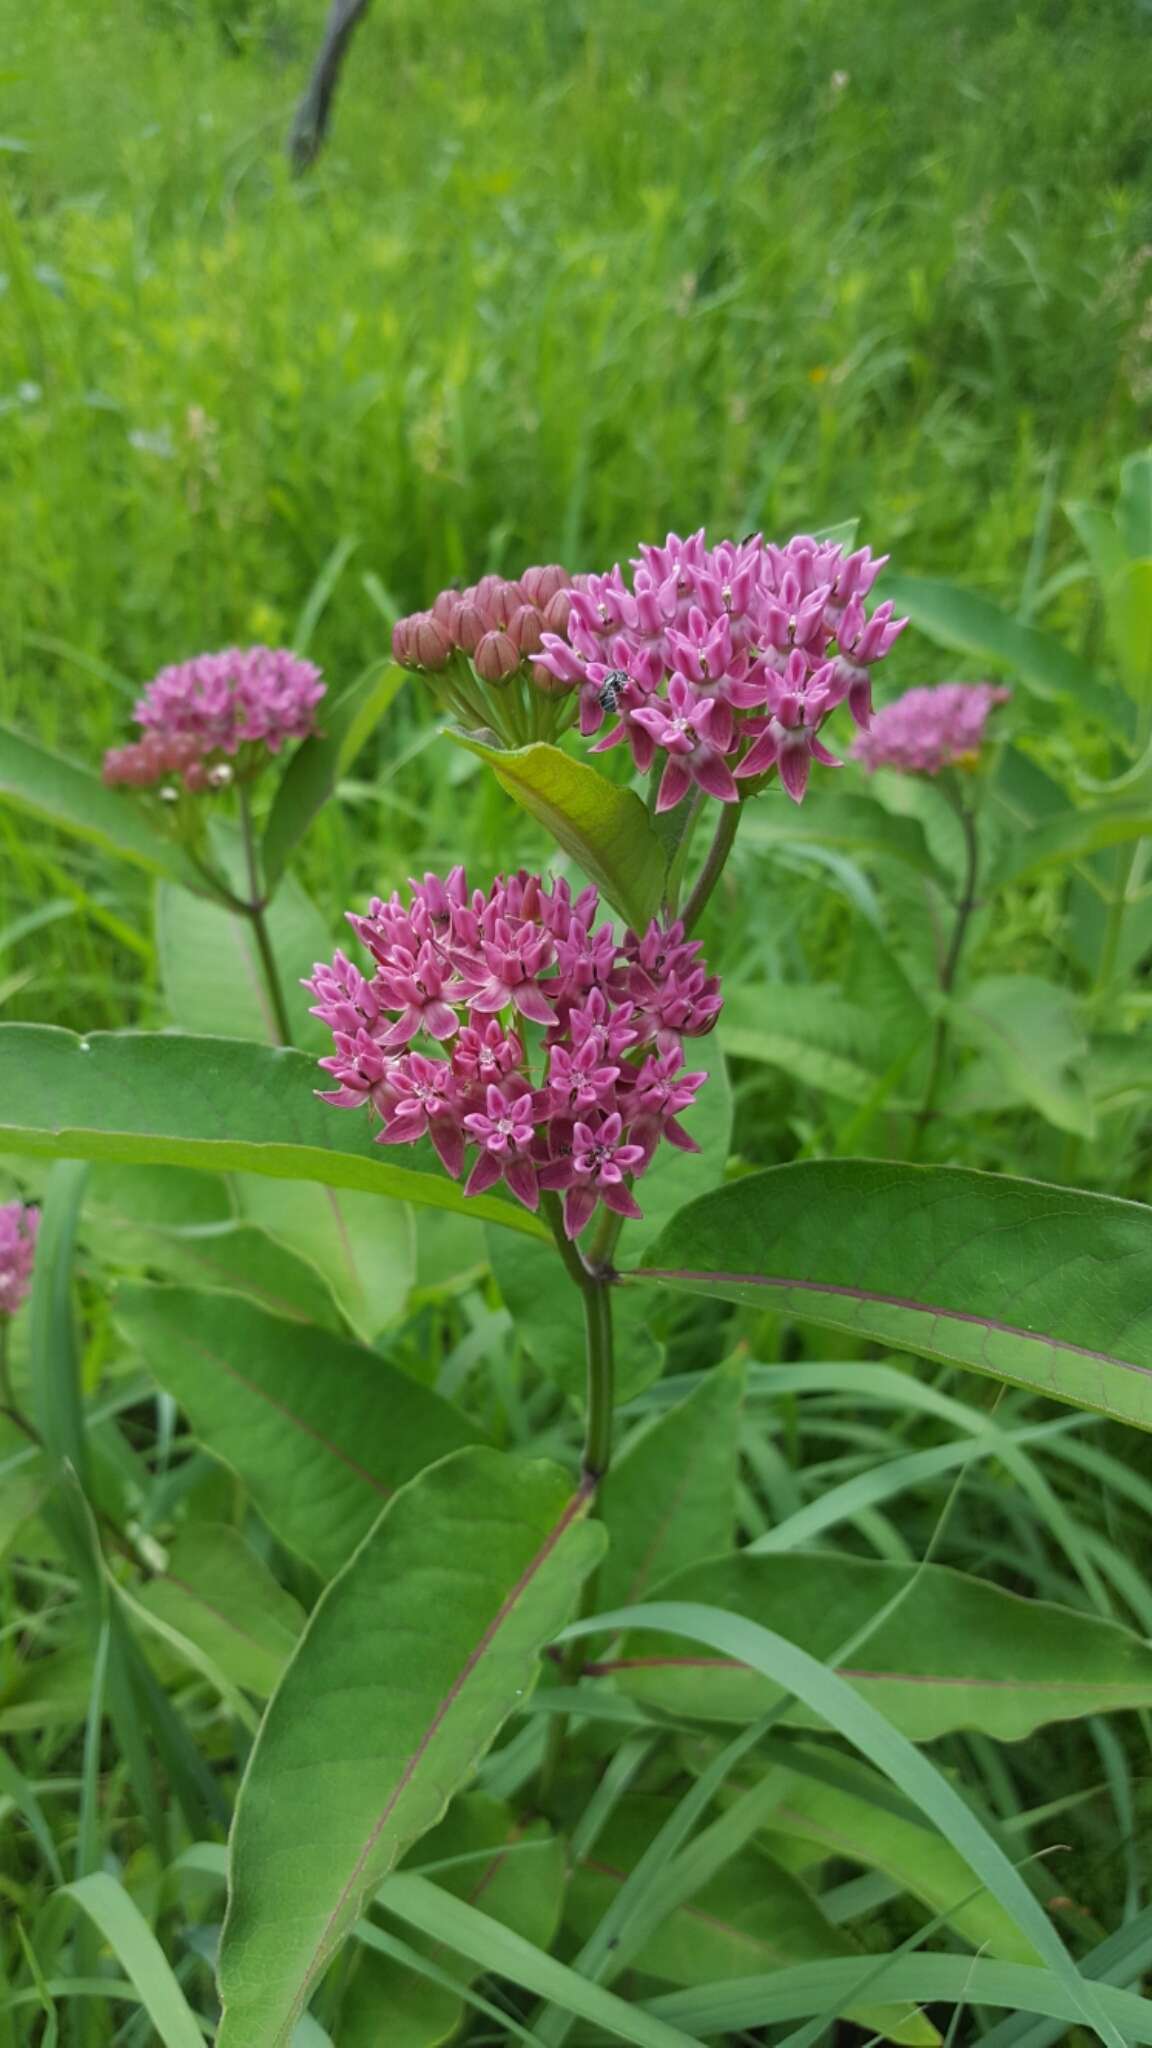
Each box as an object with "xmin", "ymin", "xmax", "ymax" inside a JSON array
[
  {"xmin": 115, "ymin": 1285, "xmax": 481, "ymax": 1579},
  {"xmin": 0, "ymin": 1025, "xmax": 548, "ymax": 1240},
  {"xmin": 629, "ymin": 1160, "xmax": 1152, "ymax": 1429},
  {"xmin": 449, "ymin": 736, "xmax": 665, "ymax": 930},
  {"xmin": 599, "ymin": 1552, "xmax": 1152, "ymax": 1740},
  {"xmin": 216, "ymin": 1446, "xmax": 604, "ymax": 2048}
]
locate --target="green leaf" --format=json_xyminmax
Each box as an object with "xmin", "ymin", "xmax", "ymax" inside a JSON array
[
  {"xmin": 946, "ymin": 975, "xmax": 1094, "ymax": 1138},
  {"xmin": 566, "ymin": 1801, "xmax": 935, "ymax": 2046},
  {"xmin": 740, "ymin": 792, "xmax": 941, "ymax": 875},
  {"xmin": 343, "ymin": 1795, "xmax": 565, "ymax": 2048},
  {"xmin": 881, "ymin": 571, "xmax": 1120, "ymax": 728},
  {"xmin": 600, "ymin": 1551, "xmax": 1152, "ymax": 1739},
  {"xmin": 216, "ymin": 1447, "xmax": 604, "ymax": 2048},
  {"xmin": 721, "ymin": 984, "xmax": 920, "ymax": 1106},
  {"xmin": 598, "ymin": 1358, "xmax": 745, "ymax": 1610},
  {"xmin": 136, "ymin": 1524, "xmax": 305, "ymax": 1697},
  {"xmin": 0, "ymin": 1026, "xmax": 549, "ymax": 1240},
  {"xmin": 648, "ymin": 1956, "xmax": 1152, "ymax": 2041},
  {"xmin": 1065, "ymin": 498, "xmax": 1128, "ymax": 587},
  {"xmin": 106, "ymin": 1218, "xmax": 342, "ymax": 1328},
  {"xmin": 233, "ymin": 1176, "xmax": 415, "ymax": 1342},
  {"xmin": 377, "ymin": 1873, "xmax": 703, "ymax": 2048},
  {"xmin": 449, "ymin": 737, "xmax": 665, "ymax": 929},
  {"xmin": 630, "ymin": 1159, "xmax": 1152, "ymax": 1429},
  {"xmin": 0, "ymin": 724, "xmax": 202, "ymax": 889},
  {"xmin": 264, "ymin": 661, "xmax": 406, "ymax": 887},
  {"xmin": 993, "ymin": 804, "xmax": 1152, "ymax": 886},
  {"xmin": 1118, "ymin": 450, "xmax": 1152, "ymax": 558},
  {"xmin": 562, "ymin": 1600, "xmax": 1117, "ymax": 2045},
  {"xmin": 1105, "ymin": 559, "xmax": 1152, "ymax": 701},
  {"xmin": 115, "ymin": 1285, "xmax": 482, "ymax": 1578},
  {"xmin": 734, "ymin": 1742, "xmax": 1037, "ymax": 1963},
  {"xmin": 62, "ymin": 1873, "xmax": 205, "ymax": 2048},
  {"xmin": 157, "ymin": 864, "xmax": 333, "ymax": 1053}
]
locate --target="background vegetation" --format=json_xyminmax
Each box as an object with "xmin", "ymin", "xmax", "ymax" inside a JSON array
[{"xmin": 4, "ymin": 1, "xmax": 1152, "ymax": 2042}]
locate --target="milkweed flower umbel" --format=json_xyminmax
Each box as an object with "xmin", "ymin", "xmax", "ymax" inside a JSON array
[
  {"xmin": 0, "ymin": 1203, "xmax": 39, "ymax": 1318},
  {"xmin": 103, "ymin": 647, "xmax": 325, "ymax": 793},
  {"xmin": 307, "ymin": 869, "xmax": 719, "ymax": 1238},
  {"xmin": 535, "ymin": 530, "xmax": 907, "ymax": 808},
  {"xmin": 851, "ymin": 682, "xmax": 1010, "ymax": 777}
]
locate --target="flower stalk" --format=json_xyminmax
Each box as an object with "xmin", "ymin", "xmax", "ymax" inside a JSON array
[{"xmin": 912, "ymin": 788, "xmax": 981, "ymax": 1154}]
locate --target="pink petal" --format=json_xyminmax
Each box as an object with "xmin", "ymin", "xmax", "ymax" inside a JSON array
[
  {"xmin": 656, "ymin": 756, "xmax": 692, "ymax": 812},
  {"xmin": 563, "ymin": 1186, "xmax": 599, "ymax": 1238},
  {"xmin": 465, "ymin": 1151, "xmax": 503, "ymax": 1197}
]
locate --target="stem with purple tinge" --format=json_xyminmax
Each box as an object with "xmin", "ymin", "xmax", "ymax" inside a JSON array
[
  {"xmin": 236, "ymin": 782, "xmax": 294, "ymax": 1048},
  {"xmin": 682, "ymin": 800, "xmax": 742, "ymax": 936},
  {"xmin": 911, "ymin": 791, "xmax": 980, "ymax": 1157}
]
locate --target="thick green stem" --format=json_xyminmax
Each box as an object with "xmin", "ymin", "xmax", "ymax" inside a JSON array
[
  {"xmin": 542, "ymin": 1193, "xmax": 616, "ymax": 1486},
  {"xmin": 236, "ymin": 783, "xmax": 294, "ymax": 1048},
  {"xmin": 1093, "ymin": 841, "xmax": 1142, "ymax": 1016},
  {"xmin": 911, "ymin": 797, "xmax": 980, "ymax": 1155},
  {"xmin": 538, "ymin": 1194, "xmax": 616, "ymax": 1809},
  {"xmin": 682, "ymin": 801, "xmax": 742, "ymax": 935}
]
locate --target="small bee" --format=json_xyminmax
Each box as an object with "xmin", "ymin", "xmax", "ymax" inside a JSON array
[{"xmin": 597, "ymin": 668, "xmax": 629, "ymax": 714}]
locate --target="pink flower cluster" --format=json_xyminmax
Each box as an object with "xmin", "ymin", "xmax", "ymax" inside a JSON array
[
  {"xmin": 307, "ymin": 869, "xmax": 719, "ymax": 1239},
  {"xmin": 0, "ymin": 1202, "xmax": 38, "ymax": 1318},
  {"xmin": 103, "ymin": 647, "xmax": 325, "ymax": 792},
  {"xmin": 851, "ymin": 682, "xmax": 1010, "ymax": 776},
  {"xmin": 393, "ymin": 566, "xmax": 575, "ymax": 692},
  {"xmin": 536, "ymin": 530, "xmax": 906, "ymax": 807}
]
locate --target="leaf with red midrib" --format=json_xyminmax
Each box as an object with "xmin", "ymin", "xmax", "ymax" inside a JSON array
[{"xmin": 216, "ymin": 1447, "xmax": 605, "ymax": 2048}]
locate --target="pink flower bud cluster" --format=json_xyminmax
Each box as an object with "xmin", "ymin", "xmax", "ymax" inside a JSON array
[
  {"xmin": 0, "ymin": 1202, "xmax": 38, "ymax": 1318},
  {"xmin": 536, "ymin": 529, "xmax": 907, "ymax": 808},
  {"xmin": 307, "ymin": 868, "xmax": 720, "ymax": 1239},
  {"xmin": 102, "ymin": 647, "xmax": 325, "ymax": 792},
  {"xmin": 851, "ymin": 682, "xmax": 1010, "ymax": 777},
  {"xmin": 393, "ymin": 566, "xmax": 575, "ymax": 695}
]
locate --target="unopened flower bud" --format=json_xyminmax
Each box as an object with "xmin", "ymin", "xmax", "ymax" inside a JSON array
[
  {"xmin": 529, "ymin": 660, "xmax": 576, "ymax": 697},
  {"xmin": 432, "ymin": 589, "xmax": 459, "ymax": 628},
  {"xmin": 392, "ymin": 616, "xmax": 414, "ymax": 666},
  {"xmin": 453, "ymin": 602, "xmax": 487, "ymax": 655},
  {"xmin": 474, "ymin": 630, "xmax": 521, "ymax": 684},
  {"xmin": 521, "ymin": 564, "xmax": 570, "ymax": 607},
  {"xmin": 412, "ymin": 615, "xmax": 454, "ymax": 671},
  {"xmin": 474, "ymin": 574, "xmax": 506, "ymax": 613},
  {"xmin": 543, "ymin": 589, "xmax": 574, "ymax": 634},
  {"xmin": 507, "ymin": 604, "xmax": 544, "ymax": 655}
]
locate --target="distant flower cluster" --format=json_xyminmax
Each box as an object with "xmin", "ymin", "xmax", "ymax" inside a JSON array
[
  {"xmin": 852, "ymin": 681, "xmax": 1010, "ymax": 777},
  {"xmin": 103, "ymin": 647, "xmax": 325, "ymax": 793},
  {"xmin": 307, "ymin": 868, "xmax": 719, "ymax": 1239},
  {"xmin": 535, "ymin": 530, "xmax": 906, "ymax": 807},
  {"xmin": 0, "ymin": 1203, "xmax": 38, "ymax": 1318}
]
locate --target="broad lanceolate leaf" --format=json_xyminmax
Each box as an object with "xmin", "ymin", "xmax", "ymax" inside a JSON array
[
  {"xmin": 137, "ymin": 1524, "xmax": 305, "ymax": 1697},
  {"xmin": 234, "ymin": 1176, "xmax": 416, "ymax": 1343},
  {"xmin": 450, "ymin": 736, "xmax": 665, "ymax": 930},
  {"xmin": 567, "ymin": 1801, "xmax": 935, "ymax": 2046},
  {"xmin": 0, "ymin": 724, "xmax": 204, "ymax": 890},
  {"xmin": 598, "ymin": 1358, "xmax": 744, "ymax": 1609},
  {"xmin": 157, "ymin": 863, "xmax": 334, "ymax": 1053},
  {"xmin": 599, "ymin": 1551, "xmax": 1152, "ymax": 1740},
  {"xmin": 630, "ymin": 1160, "xmax": 1152, "ymax": 1429},
  {"xmin": 216, "ymin": 1446, "xmax": 605, "ymax": 2048},
  {"xmin": 115, "ymin": 1285, "xmax": 482, "ymax": 1579},
  {"xmin": 880, "ymin": 571, "xmax": 1122, "ymax": 730},
  {"xmin": 343, "ymin": 1795, "xmax": 565, "ymax": 2048},
  {"xmin": 727, "ymin": 1742, "xmax": 1037, "ymax": 1962},
  {"xmin": 0, "ymin": 1026, "xmax": 549, "ymax": 1240},
  {"xmin": 263, "ymin": 660, "xmax": 406, "ymax": 887}
]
